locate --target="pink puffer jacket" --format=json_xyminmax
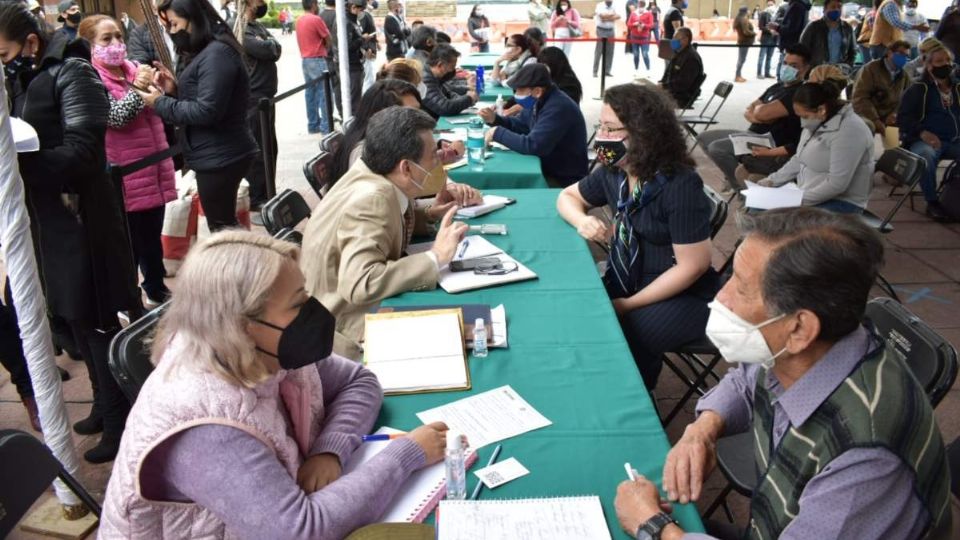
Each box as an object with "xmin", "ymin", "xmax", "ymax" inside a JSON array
[{"xmin": 93, "ymin": 59, "xmax": 176, "ymax": 212}]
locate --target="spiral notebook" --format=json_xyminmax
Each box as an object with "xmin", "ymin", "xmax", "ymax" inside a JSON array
[
  {"xmin": 437, "ymin": 496, "xmax": 611, "ymax": 539},
  {"xmin": 343, "ymin": 427, "xmax": 479, "ymax": 523}
]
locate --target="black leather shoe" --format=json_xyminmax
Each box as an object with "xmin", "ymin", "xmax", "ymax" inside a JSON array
[
  {"xmin": 83, "ymin": 437, "xmax": 121, "ymax": 464},
  {"xmin": 73, "ymin": 412, "xmax": 103, "ymax": 435},
  {"xmin": 926, "ymin": 201, "xmax": 951, "ymax": 222}
]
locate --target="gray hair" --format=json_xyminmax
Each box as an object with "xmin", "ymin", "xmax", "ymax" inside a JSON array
[
  {"xmin": 362, "ymin": 105, "xmax": 436, "ymax": 174},
  {"xmin": 411, "ymin": 24, "xmax": 437, "ymax": 51},
  {"xmin": 738, "ymin": 207, "xmax": 884, "ymax": 342}
]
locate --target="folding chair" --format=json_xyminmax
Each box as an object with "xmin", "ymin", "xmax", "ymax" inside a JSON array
[
  {"xmin": 887, "ymin": 158, "xmax": 955, "ymax": 212},
  {"xmin": 319, "ymin": 130, "xmax": 344, "ymax": 156},
  {"xmin": 108, "ymin": 302, "xmax": 167, "ymax": 403},
  {"xmin": 260, "ymin": 188, "xmax": 311, "ymax": 237},
  {"xmin": 660, "ymin": 185, "xmax": 729, "ymax": 426},
  {"xmin": 302, "ymin": 151, "xmax": 335, "ymax": 199},
  {"xmin": 676, "ymin": 71, "xmax": 708, "ymax": 113},
  {"xmin": 861, "ymin": 147, "xmax": 926, "ymax": 302},
  {"xmin": 0, "ymin": 429, "xmax": 102, "ymax": 536},
  {"xmin": 679, "ymin": 81, "xmax": 734, "ymax": 153},
  {"xmin": 704, "ymin": 297, "xmax": 959, "ymax": 521}
]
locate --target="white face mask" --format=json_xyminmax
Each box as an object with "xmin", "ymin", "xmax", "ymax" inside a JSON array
[{"xmin": 705, "ymin": 301, "xmax": 788, "ymax": 368}]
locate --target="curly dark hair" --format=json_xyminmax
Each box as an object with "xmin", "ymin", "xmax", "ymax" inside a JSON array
[{"xmin": 602, "ymin": 84, "xmax": 694, "ymax": 179}]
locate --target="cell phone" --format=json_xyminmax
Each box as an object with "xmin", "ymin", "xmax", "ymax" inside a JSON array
[
  {"xmin": 503, "ymin": 197, "xmax": 517, "ymax": 205},
  {"xmin": 449, "ymin": 257, "xmax": 502, "ymax": 272}
]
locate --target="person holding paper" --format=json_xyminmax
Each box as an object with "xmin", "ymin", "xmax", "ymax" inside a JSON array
[
  {"xmin": 557, "ymin": 84, "xmax": 718, "ymax": 390},
  {"xmin": 614, "ymin": 208, "xmax": 951, "ymax": 540},
  {"xmin": 101, "ymin": 231, "xmax": 451, "ymax": 539},
  {"xmin": 301, "ymin": 106, "xmax": 470, "ymax": 360},
  {"xmin": 698, "ymin": 43, "xmax": 811, "ymax": 193},
  {"xmin": 758, "ymin": 79, "xmax": 874, "ymax": 213}
]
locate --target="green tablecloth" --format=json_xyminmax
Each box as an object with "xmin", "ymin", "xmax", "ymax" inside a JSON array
[
  {"xmin": 435, "ymin": 115, "xmax": 548, "ymax": 190},
  {"xmin": 480, "ymin": 82, "xmax": 514, "ymax": 101},
  {"xmin": 460, "ymin": 52, "xmax": 501, "ymax": 70},
  {"xmin": 379, "ymin": 189, "xmax": 705, "ymax": 538}
]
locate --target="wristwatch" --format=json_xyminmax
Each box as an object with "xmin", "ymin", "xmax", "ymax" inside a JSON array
[{"xmin": 636, "ymin": 512, "xmax": 677, "ymax": 540}]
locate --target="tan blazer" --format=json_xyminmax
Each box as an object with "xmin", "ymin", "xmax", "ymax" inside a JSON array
[{"xmin": 300, "ymin": 159, "xmax": 439, "ymax": 360}]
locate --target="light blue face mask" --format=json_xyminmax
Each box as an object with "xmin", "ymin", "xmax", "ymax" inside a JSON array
[{"xmin": 779, "ymin": 64, "xmax": 799, "ymax": 83}]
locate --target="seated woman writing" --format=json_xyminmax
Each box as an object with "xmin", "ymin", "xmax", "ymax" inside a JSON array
[
  {"xmin": 100, "ymin": 231, "xmax": 448, "ymax": 539},
  {"xmin": 758, "ymin": 78, "xmax": 874, "ymax": 214},
  {"xmin": 557, "ymin": 84, "xmax": 718, "ymax": 390}
]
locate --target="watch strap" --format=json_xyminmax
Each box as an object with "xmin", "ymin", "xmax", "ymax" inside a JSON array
[{"xmin": 637, "ymin": 511, "xmax": 677, "ymax": 540}]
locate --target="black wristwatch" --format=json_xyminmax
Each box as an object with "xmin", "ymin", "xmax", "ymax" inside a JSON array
[{"xmin": 636, "ymin": 512, "xmax": 677, "ymax": 540}]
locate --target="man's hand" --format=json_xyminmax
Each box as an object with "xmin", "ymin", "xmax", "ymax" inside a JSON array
[
  {"xmin": 407, "ymin": 422, "xmax": 449, "ymax": 465},
  {"xmin": 884, "ymin": 112, "xmax": 897, "ymax": 126},
  {"xmin": 662, "ymin": 412, "xmax": 723, "ymax": 504},
  {"xmin": 576, "ymin": 215, "xmax": 610, "ymax": 243},
  {"xmin": 915, "ymin": 23, "xmax": 930, "ymax": 32},
  {"xmin": 484, "ymin": 127, "xmax": 497, "ymax": 147},
  {"xmin": 921, "ymin": 130, "xmax": 941, "ymax": 150},
  {"xmin": 478, "ymin": 106, "xmax": 497, "ymax": 124},
  {"xmin": 757, "ymin": 177, "xmax": 775, "ymax": 187},
  {"xmin": 466, "ymin": 90, "xmax": 479, "ymax": 104},
  {"xmin": 615, "ymin": 476, "xmax": 674, "ymax": 537},
  {"xmin": 750, "ymin": 146, "xmax": 777, "ymax": 158},
  {"xmin": 439, "ymin": 140, "xmax": 466, "ymax": 163},
  {"xmin": 439, "ymin": 182, "xmax": 483, "ymax": 207},
  {"xmin": 296, "ymin": 453, "xmax": 342, "ymax": 494},
  {"xmin": 430, "ymin": 206, "xmax": 469, "ymax": 265}
]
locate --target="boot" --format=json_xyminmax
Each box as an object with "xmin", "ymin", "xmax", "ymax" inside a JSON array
[
  {"xmin": 73, "ymin": 404, "xmax": 103, "ymax": 435},
  {"xmin": 22, "ymin": 396, "xmax": 41, "ymax": 431},
  {"xmin": 83, "ymin": 435, "xmax": 121, "ymax": 464}
]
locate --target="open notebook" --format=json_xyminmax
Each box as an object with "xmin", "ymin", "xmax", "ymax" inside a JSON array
[
  {"xmin": 363, "ymin": 309, "xmax": 470, "ymax": 395},
  {"xmin": 407, "ymin": 236, "xmax": 537, "ymax": 294},
  {"xmin": 344, "ymin": 427, "xmax": 478, "ymax": 524},
  {"xmin": 437, "ymin": 496, "xmax": 611, "ymax": 540}
]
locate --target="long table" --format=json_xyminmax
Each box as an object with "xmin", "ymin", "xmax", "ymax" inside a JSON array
[
  {"xmin": 378, "ymin": 189, "xmax": 705, "ymax": 537},
  {"xmin": 436, "ymin": 114, "xmax": 548, "ymax": 190},
  {"xmin": 459, "ymin": 52, "xmax": 501, "ymax": 70}
]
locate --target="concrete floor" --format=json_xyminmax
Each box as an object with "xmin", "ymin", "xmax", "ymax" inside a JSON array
[{"xmin": 3, "ymin": 31, "xmax": 959, "ymax": 538}]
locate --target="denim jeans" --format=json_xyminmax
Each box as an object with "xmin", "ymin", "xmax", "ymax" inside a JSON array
[
  {"xmin": 302, "ymin": 57, "xmax": 330, "ymax": 134},
  {"xmin": 632, "ymin": 42, "xmax": 650, "ymax": 70},
  {"xmin": 813, "ymin": 199, "xmax": 865, "ymax": 214},
  {"xmin": 736, "ymin": 45, "xmax": 749, "ymax": 77},
  {"xmin": 909, "ymin": 139, "xmax": 960, "ymax": 201},
  {"xmin": 757, "ymin": 44, "xmax": 774, "ymax": 76}
]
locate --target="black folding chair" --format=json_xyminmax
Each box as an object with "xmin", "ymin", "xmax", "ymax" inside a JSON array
[
  {"xmin": 948, "ymin": 436, "xmax": 960, "ymax": 498},
  {"xmin": 861, "ymin": 148, "xmax": 926, "ymax": 302},
  {"xmin": 0, "ymin": 429, "xmax": 102, "ymax": 536},
  {"xmin": 302, "ymin": 151, "xmax": 335, "ymax": 199},
  {"xmin": 887, "ymin": 157, "xmax": 955, "ymax": 212},
  {"xmin": 108, "ymin": 302, "xmax": 167, "ymax": 403},
  {"xmin": 260, "ymin": 188, "xmax": 311, "ymax": 237},
  {"xmin": 679, "ymin": 81, "xmax": 735, "ymax": 153},
  {"xmin": 704, "ymin": 297, "xmax": 959, "ymax": 521},
  {"xmin": 319, "ymin": 130, "xmax": 344, "ymax": 156},
  {"xmin": 660, "ymin": 184, "xmax": 729, "ymax": 426}
]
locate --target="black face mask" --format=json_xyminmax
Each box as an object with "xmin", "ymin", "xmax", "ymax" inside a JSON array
[
  {"xmin": 170, "ymin": 29, "xmax": 192, "ymax": 52},
  {"xmin": 254, "ymin": 4, "xmax": 268, "ymax": 18},
  {"xmin": 254, "ymin": 297, "xmax": 336, "ymax": 370},
  {"xmin": 594, "ymin": 137, "xmax": 628, "ymax": 168},
  {"xmin": 931, "ymin": 64, "xmax": 953, "ymax": 80},
  {"xmin": 66, "ymin": 11, "xmax": 82, "ymax": 24},
  {"xmin": 3, "ymin": 54, "xmax": 33, "ymax": 82}
]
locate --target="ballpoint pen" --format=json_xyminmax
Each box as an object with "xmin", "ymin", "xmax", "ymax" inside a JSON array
[
  {"xmin": 456, "ymin": 238, "xmax": 470, "ymax": 260},
  {"xmin": 470, "ymin": 444, "xmax": 502, "ymax": 500}
]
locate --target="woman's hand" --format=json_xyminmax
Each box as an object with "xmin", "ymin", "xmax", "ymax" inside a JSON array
[
  {"xmin": 407, "ymin": 422, "xmax": 449, "ymax": 465},
  {"xmin": 134, "ymin": 64, "xmax": 156, "ymax": 91},
  {"xmin": 576, "ymin": 215, "xmax": 610, "ymax": 243},
  {"xmin": 135, "ymin": 85, "xmax": 163, "ymax": 108},
  {"xmin": 757, "ymin": 177, "xmax": 775, "ymax": 187},
  {"xmin": 152, "ymin": 61, "xmax": 177, "ymax": 95},
  {"xmin": 296, "ymin": 453, "xmax": 342, "ymax": 494}
]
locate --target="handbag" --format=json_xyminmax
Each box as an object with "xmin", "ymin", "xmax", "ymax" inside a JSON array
[{"xmin": 568, "ymin": 23, "xmax": 583, "ymax": 37}]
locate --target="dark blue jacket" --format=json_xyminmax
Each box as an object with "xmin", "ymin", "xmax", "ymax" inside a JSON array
[
  {"xmin": 491, "ymin": 84, "xmax": 588, "ymax": 186},
  {"xmin": 778, "ymin": 0, "xmax": 810, "ymax": 50},
  {"xmin": 897, "ymin": 74, "xmax": 960, "ymax": 148}
]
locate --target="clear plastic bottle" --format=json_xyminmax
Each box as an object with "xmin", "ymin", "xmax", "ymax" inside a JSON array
[
  {"xmin": 473, "ymin": 318, "xmax": 488, "ymax": 358},
  {"xmin": 444, "ymin": 431, "xmax": 466, "ymax": 500},
  {"xmin": 467, "ymin": 118, "xmax": 486, "ymax": 171},
  {"xmin": 495, "ymin": 94, "xmax": 504, "ymax": 116}
]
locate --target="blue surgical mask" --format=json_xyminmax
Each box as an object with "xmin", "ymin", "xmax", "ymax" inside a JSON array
[
  {"xmin": 681, "ymin": 0, "xmax": 688, "ymax": 8},
  {"xmin": 779, "ymin": 64, "xmax": 799, "ymax": 83},
  {"xmin": 670, "ymin": 38, "xmax": 682, "ymax": 51},
  {"xmin": 515, "ymin": 93, "xmax": 537, "ymax": 109},
  {"xmin": 892, "ymin": 52, "xmax": 909, "ymax": 70},
  {"xmin": 826, "ymin": 9, "xmax": 841, "ymax": 21}
]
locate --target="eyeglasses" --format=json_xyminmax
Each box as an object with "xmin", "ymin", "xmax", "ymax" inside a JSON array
[
  {"xmin": 474, "ymin": 260, "xmax": 518, "ymax": 276},
  {"xmin": 593, "ymin": 123, "xmax": 628, "ymax": 135}
]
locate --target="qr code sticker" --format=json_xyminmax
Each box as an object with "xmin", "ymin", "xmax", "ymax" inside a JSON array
[{"xmin": 482, "ymin": 471, "xmax": 506, "ymax": 487}]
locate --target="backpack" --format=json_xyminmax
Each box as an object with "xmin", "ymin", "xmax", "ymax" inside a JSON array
[{"xmin": 939, "ymin": 160, "xmax": 960, "ymax": 221}]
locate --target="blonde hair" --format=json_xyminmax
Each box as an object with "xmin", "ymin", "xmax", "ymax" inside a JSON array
[
  {"xmin": 808, "ymin": 64, "xmax": 848, "ymax": 86},
  {"xmin": 921, "ymin": 37, "xmax": 956, "ymax": 63},
  {"xmin": 377, "ymin": 58, "xmax": 424, "ymax": 86},
  {"xmin": 151, "ymin": 230, "xmax": 300, "ymax": 388}
]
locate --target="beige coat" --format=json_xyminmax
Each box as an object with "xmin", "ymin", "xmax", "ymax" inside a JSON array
[{"xmin": 300, "ymin": 159, "xmax": 439, "ymax": 360}]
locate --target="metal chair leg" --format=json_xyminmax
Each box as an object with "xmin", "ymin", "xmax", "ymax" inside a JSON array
[
  {"xmin": 876, "ymin": 273, "xmax": 901, "ymax": 303},
  {"xmin": 58, "ymin": 468, "xmax": 102, "ymax": 518}
]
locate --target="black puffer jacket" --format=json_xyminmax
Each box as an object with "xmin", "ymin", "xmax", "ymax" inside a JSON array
[
  {"xmin": 11, "ymin": 35, "xmax": 140, "ymax": 329},
  {"xmin": 420, "ymin": 66, "xmax": 473, "ymax": 119},
  {"xmin": 127, "ymin": 22, "xmax": 164, "ymax": 66},
  {"xmin": 153, "ymin": 38, "xmax": 257, "ymax": 171}
]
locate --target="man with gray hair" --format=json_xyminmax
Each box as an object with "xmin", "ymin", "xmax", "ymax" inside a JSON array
[
  {"xmin": 613, "ymin": 208, "xmax": 951, "ymax": 540},
  {"xmin": 300, "ymin": 106, "xmax": 469, "ymax": 360}
]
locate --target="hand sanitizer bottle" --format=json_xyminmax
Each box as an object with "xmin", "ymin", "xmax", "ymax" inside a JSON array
[{"xmin": 445, "ymin": 431, "xmax": 466, "ymax": 500}]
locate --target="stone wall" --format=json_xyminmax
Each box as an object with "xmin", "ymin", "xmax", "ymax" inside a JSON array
[{"xmin": 372, "ymin": 0, "xmax": 457, "ymax": 18}]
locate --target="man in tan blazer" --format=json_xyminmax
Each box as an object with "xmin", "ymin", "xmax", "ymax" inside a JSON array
[{"xmin": 301, "ymin": 106, "xmax": 471, "ymax": 359}]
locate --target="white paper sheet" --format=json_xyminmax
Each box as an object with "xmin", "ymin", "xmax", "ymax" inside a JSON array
[
  {"xmin": 457, "ymin": 195, "xmax": 513, "ymax": 218},
  {"xmin": 406, "ymin": 236, "xmax": 537, "ymax": 293},
  {"xmin": 490, "ymin": 304, "xmax": 508, "ymax": 348},
  {"xmin": 9, "ymin": 117, "xmax": 39, "ymax": 153},
  {"xmin": 437, "ymin": 496, "xmax": 611, "ymax": 540},
  {"xmin": 729, "ymin": 133, "xmax": 775, "ymax": 156},
  {"xmin": 416, "ymin": 385, "xmax": 552, "ymax": 449},
  {"xmin": 474, "ymin": 457, "xmax": 529, "ymax": 489},
  {"xmin": 363, "ymin": 311, "xmax": 468, "ymax": 393},
  {"xmin": 743, "ymin": 180, "xmax": 804, "ymax": 210}
]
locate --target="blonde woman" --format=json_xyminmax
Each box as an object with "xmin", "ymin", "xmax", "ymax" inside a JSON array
[
  {"xmin": 100, "ymin": 231, "xmax": 448, "ymax": 539},
  {"xmin": 376, "ymin": 57, "xmax": 425, "ymax": 95}
]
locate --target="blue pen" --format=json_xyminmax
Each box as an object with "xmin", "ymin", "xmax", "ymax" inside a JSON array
[
  {"xmin": 362, "ymin": 433, "xmax": 405, "ymax": 442},
  {"xmin": 470, "ymin": 444, "xmax": 502, "ymax": 500},
  {"xmin": 456, "ymin": 238, "xmax": 470, "ymax": 260}
]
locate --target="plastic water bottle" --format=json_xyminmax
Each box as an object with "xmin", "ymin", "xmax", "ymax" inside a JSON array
[
  {"xmin": 467, "ymin": 118, "xmax": 485, "ymax": 171},
  {"xmin": 475, "ymin": 65, "xmax": 485, "ymax": 94},
  {"xmin": 473, "ymin": 318, "xmax": 488, "ymax": 358},
  {"xmin": 445, "ymin": 432, "xmax": 466, "ymax": 500},
  {"xmin": 495, "ymin": 94, "xmax": 504, "ymax": 116}
]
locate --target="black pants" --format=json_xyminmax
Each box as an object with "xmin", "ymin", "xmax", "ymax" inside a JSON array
[
  {"xmin": 328, "ymin": 59, "xmax": 343, "ymax": 118},
  {"xmin": 69, "ymin": 318, "xmax": 128, "ymax": 440},
  {"xmin": 0, "ymin": 283, "xmax": 31, "ymax": 399},
  {"xmin": 247, "ymin": 101, "xmax": 278, "ymax": 207},
  {"xmin": 195, "ymin": 156, "xmax": 254, "ymax": 233},
  {"xmin": 348, "ymin": 67, "xmax": 363, "ymax": 116},
  {"xmin": 127, "ymin": 206, "xmax": 168, "ymax": 301}
]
